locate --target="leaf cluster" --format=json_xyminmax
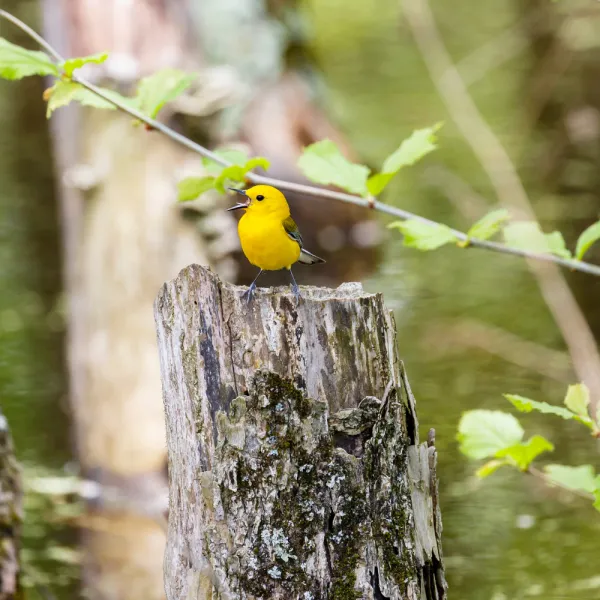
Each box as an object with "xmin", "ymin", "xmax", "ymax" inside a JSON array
[
  {"xmin": 458, "ymin": 383, "xmax": 600, "ymax": 512},
  {"xmin": 297, "ymin": 124, "xmax": 442, "ymax": 198},
  {"xmin": 1, "ymin": 38, "xmax": 194, "ymax": 120},
  {"xmin": 2, "ymin": 28, "xmax": 600, "ymax": 262}
]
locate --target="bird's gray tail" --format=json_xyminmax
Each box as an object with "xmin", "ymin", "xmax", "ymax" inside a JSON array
[{"xmin": 298, "ymin": 248, "xmax": 326, "ymax": 265}]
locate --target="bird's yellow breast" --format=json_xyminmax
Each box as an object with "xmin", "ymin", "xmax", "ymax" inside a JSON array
[{"xmin": 238, "ymin": 211, "xmax": 301, "ymax": 271}]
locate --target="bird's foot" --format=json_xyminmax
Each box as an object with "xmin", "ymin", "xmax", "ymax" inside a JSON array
[
  {"xmin": 242, "ymin": 282, "xmax": 256, "ymax": 304},
  {"xmin": 290, "ymin": 282, "xmax": 302, "ymax": 303}
]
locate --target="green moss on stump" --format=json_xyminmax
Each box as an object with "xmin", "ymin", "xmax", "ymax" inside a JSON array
[
  {"xmin": 213, "ymin": 371, "xmax": 414, "ymax": 598},
  {"xmin": 328, "ymin": 453, "xmax": 366, "ymax": 600},
  {"xmin": 363, "ymin": 388, "xmax": 417, "ymax": 593}
]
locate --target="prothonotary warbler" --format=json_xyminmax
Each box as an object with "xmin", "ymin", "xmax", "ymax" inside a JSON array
[{"xmin": 227, "ymin": 185, "xmax": 325, "ymax": 303}]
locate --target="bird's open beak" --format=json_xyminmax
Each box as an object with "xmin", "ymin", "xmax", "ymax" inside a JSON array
[
  {"xmin": 227, "ymin": 188, "xmax": 249, "ymax": 211},
  {"xmin": 227, "ymin": 203, "xmax": 248, "ymax": 212}
]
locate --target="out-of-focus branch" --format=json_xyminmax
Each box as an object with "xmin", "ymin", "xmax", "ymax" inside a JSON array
[
  {"xmin": 402, "ymin": 0, "xmax": 600, "ymax": 411},
  {"xmin": 423, "ymin": 165, "xmax": 490, "ymax": 222},
  {"xmin": 455, "ymin": 19, "xmax": 529, "ymax": 87},
  {"xmin": 422, "ymin": 318, "xmax": 573, "ymax": 383}
]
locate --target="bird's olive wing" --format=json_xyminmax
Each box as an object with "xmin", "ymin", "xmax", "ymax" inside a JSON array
[{"xmin": 283, "ymin": 216, "xmax": 304, "ymax": 248}]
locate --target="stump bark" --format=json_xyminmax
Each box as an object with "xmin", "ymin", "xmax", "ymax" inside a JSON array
[{"xmin": 154, "ymin": 264, "xmax": 446, "ymax": 600}]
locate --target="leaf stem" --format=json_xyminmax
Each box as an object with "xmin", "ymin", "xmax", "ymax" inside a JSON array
[{"xmin": 2, "ymin": 9, "xmax": 600, "ymax": 277}]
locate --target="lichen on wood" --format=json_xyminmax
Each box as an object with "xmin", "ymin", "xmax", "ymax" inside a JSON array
[{"xmin": 154, "ymin": 264, "xmax": 446, "ymax": 599}]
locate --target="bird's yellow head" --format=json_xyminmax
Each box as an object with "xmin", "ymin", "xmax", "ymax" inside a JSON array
[{"xmin": 227, "ymin": 185, "xmax": 290, "ymax": 219}]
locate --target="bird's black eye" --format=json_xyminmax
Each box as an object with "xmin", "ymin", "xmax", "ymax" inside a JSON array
[{"xmin": 256, "ymin": 195, "xmax": 265, "ymax": 201}]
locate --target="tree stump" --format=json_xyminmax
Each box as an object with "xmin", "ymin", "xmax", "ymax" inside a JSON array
[{"xmin": 154, "ymin": 264, "xmax": 446, "ymax": 600}]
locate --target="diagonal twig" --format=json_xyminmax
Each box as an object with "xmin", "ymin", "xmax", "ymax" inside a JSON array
[{"xmin": 1, "ymin": 8, "xmax": 600, "ymax": 280}]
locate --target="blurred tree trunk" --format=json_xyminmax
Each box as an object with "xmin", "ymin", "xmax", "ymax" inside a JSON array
[
  {"xmin": 0, "ymin": 2, "xmax": 66, "ymax": 592},
  {"xmin": 41, "ymin": 1, "xmax": 380, "ymax": 599},
  {"xmin": 0, "ymin": 0, "xmax": 67, "ymax": 464},
  {"xmin": 42, "ymin": 2, "xmax": 215, "ymax": 599}
]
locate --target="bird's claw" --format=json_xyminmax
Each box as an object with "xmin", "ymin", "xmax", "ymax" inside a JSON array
[
  {"xmin": 291, "ymin": 283, "xmax": 301, "ymax": 303},
  {"xmin": 242, "ymin": 282, "xmax": 256, "ymax": 305}
]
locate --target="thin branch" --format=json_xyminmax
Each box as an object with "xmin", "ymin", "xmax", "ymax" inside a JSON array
[
  {"xmin": 0, "ymin": 8, "xmax": 63, "ymax": 62},
  {"xmin": 74, "ymin": 77, "xmax": 232, "ymax": 167},
  {"xmin": 2, "ymin": 9, "xmax": 600, "ymax": 279},
  {"xmin": 401, "ymin": 0, "xmax": 600, "ymax": 410}
]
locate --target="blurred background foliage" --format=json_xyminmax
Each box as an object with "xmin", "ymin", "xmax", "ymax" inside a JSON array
[{"xmin": 1, "ymin": 0, "xmax": 600, "ymax": 598}]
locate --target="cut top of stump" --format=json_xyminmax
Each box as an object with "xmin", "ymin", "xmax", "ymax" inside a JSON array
[{"xmin": 154, "ymin": 264, "xmax": 400, "ymax": 419}]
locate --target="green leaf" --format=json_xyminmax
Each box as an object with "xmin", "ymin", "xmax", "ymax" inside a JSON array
[
  {"xmin": 504, "ymin": 222, "xmax": 572, "ymax": 259},
  {"xmin": 366, "ymin": 173, "xmax": 395, "ymax": 196},
  {"xmin": 388, "ymin": 219, "xmax": 459, "ymax": 251},
  {"xmin": 135, "ymin": 68, "xmax": 195, "ymax": 118},
  {"xmin": 214, "ymin": 165, "xmax": 247, "ymax": 193},
  {"xmin": 202, "ymin": 149, "xmax": 249, "ymax": 176},
  {"xmin": 476, "ymin": 459, "xmax": 510, "ymax": 478},
  {"xmin": 594, "ymin": 490, "xmax": 600, "ymax": 512},
  {"xmin": 204, "ymin": 149, "xmax": 248, "ymax": 168},
  {"xmin": 495, "ymin": 435, "xmax": 554, "ymax": 470},
  {"xmin": 62, "ymin": 52, "xmax": 108, "ymax": 77},
  {"xmin": 564, "ymin": 383, "xmax": 590, "ymax": 418},
  {"xmin": 545, "ymin": 231, "xmax": 572, "ymax": 259},
  {"xmin": 575, "ymin": 220, "xmax": 600, "ymax": 260},
  {"xmin": 0, "ymin": 37, "xmax": 59, "ymax": 80},
  {"xmin": 46, "ymin": 82, "xmax": 81, "ymax": 117},
  {"xmin": 544, "ymin": 464, "xmax": 599, "ymax": 494},
  {"xmin": 184, "ymin": 150, "xmax": 270, "ymax": 195},
  {"xmin": 381, "ymin": 123, "xmax": 443, "ymax": 174},
  {"xmin": 506, "ymin": 393, "xmax": 594, "ymax": 430},
  {"xmin": 177, "ymin": 176, "xmax": 216, "ymax": 202},
  {"xmin": 457, "ymin": 409, "xmax": 524, "ymax": 460},
  {"xmin": 244, "ymin": 157, "xmax": 270, "ymax": 172},
  {"xmin": 504, "ymin": 222, "xmax": 547, "ymax": 253},
  {"xmin": 467, "ymin": 209, "xmax": 510, "ymax": 241},
  {"xmin": 298, "ymin": 140, "xmax": 370, "ymax": 196},
  {"xmin": 211, "ymin": 157, "xmax": 270, "ymax": 193},
  {"xmin": 365, "ymin": 124, "xmax": 443, "ymax": 196},
  {"xmin": 44, "ymin": 81, "xmax": 132, "ymax": 117}
]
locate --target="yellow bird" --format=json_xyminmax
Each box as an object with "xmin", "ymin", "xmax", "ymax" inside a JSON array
[{"xmin": 227, "ymin": 185, "xmax": 325, "ymax": 302}]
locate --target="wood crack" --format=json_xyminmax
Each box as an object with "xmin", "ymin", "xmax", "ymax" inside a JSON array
[{"xmin": 217, "ymin": 278, "xmax": 238, "ymax": 398}]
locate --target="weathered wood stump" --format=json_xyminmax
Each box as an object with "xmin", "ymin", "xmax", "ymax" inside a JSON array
[{"xmin": 154, "ymin": 264, "xmax": 446, "ymax": 600}]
